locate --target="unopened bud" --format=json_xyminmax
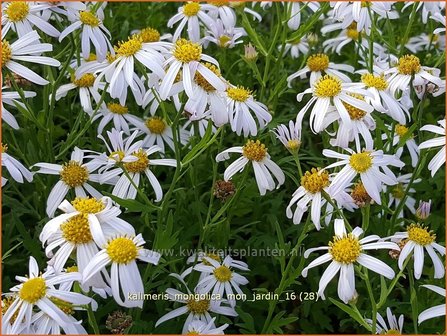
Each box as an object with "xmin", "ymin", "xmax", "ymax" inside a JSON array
[
  {"xmin": 244, "ymin": 43, "xmax": 258, "ymax": 62},
  {"xmin": 214, "ymin": 180, "xmax": 235, "ymax": 202},
  {"xmin": 416, "ymin": 200, "xmax": 431, "ymax": 221},
  {"xmin": 106, "ymin": 311, "xmax": 133, "ymax": 334},
  {"xmin": 306, "ymin": 33, "xmax": 319, "ymax": 47}
]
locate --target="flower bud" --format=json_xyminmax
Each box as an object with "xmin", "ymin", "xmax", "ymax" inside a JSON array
[
  {"xmin": 416, "ymin": 200, "xmax": 431, "ymax": 221},
  {"xmin": 244, "ymin": 43, "xmax": 258, "ymax": 62}
]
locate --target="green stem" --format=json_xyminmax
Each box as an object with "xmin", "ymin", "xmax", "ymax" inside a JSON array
[
  {"xmin": 86, "ymin": 303, "xmax": 100, "ymax": 334},
  {"xmin": 364, "ymin": 269, "xmax": 377, "ymax": 334}
]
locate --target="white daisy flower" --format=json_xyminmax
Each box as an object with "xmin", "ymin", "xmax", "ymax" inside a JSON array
[
  {"xmin": 33, "ymin": 147, "xmax": 103, "ymax": 218},
  {"xmin": 418, "ymin": 119, "xmax": 446, "ymax": 177},
  {"xmin": 286, "ymin": 168, "xmax": 331, "ymax": 230},
  {"xmin": 30, "ymin": 309, "xmax": 88, "ymax": 335},
  {"xmin": 365, "ymin": 307, "xmax": 404, "ymax": 334},
  {"xmin": 202, "ymin": 19, "xmax": 246, "ymax": 49},
  {"xmin": 406, "ymin": 33, "xmax": 445, "ymax": 53},
  {"xmin": 286, "ymin": 1, "xmax": 321, "ymax": 30},
  {"xmin": 155, "ymin": 281, "xmax": 237, "ymax": 333},
  {"xmin": 83, "ymin": 233, "xmax": 160, "ymax": 308},
  {"xmin": 282, "ymin": 37, "xmax": 309, "ymax": 59},
  {"xmin": 1, "ymin": 1, "xmax": 60, "ymax": 38},
  {"xmin": 296, "ymin": 75, "xmax": 373, "ymax": 133},
  {"xmin": 357, "ymin": 71, "xmax": 410, "ymax": 124},
  {"xmin": 385, "ymin": 173, "xmax": 420, "ymax": 220},
  {"xmin": 103, "ymin": 145, "xmax": 177, "ymax": 201},
  {"xmin": 185, "ymin": 317, "xmax": 229, "ymax": 335},
  {"xmin": 1, "ymin": 85, "xmax": 36, "ymax": 129},
  {"xmin": 168, "ymin": 2, "xmax": 216, "ymax": 42},
  {"xmin": 94, "ymin": 102, "xmax": 145, "ymax": 135},
  {"xmin": 430, "ymin": 12, "xmax": 446, "ymax": 35},
  {"xmin": 2, "ymin": 257, "xmax": 94, "ymax": 334},
  {"xmin": 323, "ymin": 146, "xmax": 404, "ymax": 205},
  {"xmin": 40, "ymin": 1, "xmax": 87, "ymax": 21},
  {"xmin": 302, "ymin": 219, "xmax": 399, "ymax": 304},
  {"xmin": 224, "ymin": 85, "xmax": 272, "ymax": 137},
  {"xmin": 59, "ymin": 10, "xmax": 113, "ymax": 62},
  {"xmin": 322, "ymin": 22, "xmax": 366, "ymax": 55},
  {"xmin": 272, "ymin": 119, "xmax": 302, "ymax": 153},
  {"xmin": 183, "ymin": 111, "xmax": 218, "ymax": 138},
  {"xmin": 194, "ymin": 255, "xmax": 249, "ymax": 308},
  {"xmin": 216, "ymin": 139, "xmax": 285, "ymax": 196},
  {"xmin": 418, "ymin": 285, "xmax": 446, "ymax": 324},
  {"xmin": 382, "ymin": 124, "xmax": 419, "ymax": 167},
  {"xmin": 1, "ymin": 143, "xmax": 33, "ymax": 187},
  {"xmin": 402, "ymin": 1, "xmax": 445, "ymax": 24},
  {"xmin": 39, "ymin": 196, "xmax": 135, "ymax": 274},
  {"xmin": 55, "ymin": 72, "xmax": 105, "ymax": 115},
  {"xmin": 2, "ymin": 30, "xmax": 61, "ymax": 85},
  {"xmin": 385, "ymin": 54, "xmax": 443, "ymax": 96},
  {"xmin": 287, "ymin": 53, "xmax": 355, "ymax": 87},
  {"xmin": 389, "ymin": 224, "xmax": 445, "ymax": 279}
]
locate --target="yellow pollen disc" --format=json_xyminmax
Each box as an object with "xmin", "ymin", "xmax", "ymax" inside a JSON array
[
  {"xmin": 50, "ymin": 297, "xmax": 74, "ymax": 315},
  {"xmin": 86, "ymin": 53, "xmax": 97, "ymax": 61},
  {"xmin": 107, "ymin": 102, "xmax": 128, "ymax": 114},
  {"xmin": 343, "ymin": 94, "xmax": 366, "ymax": 120},
  {"xmin": 1, "ymin": 40, "xmax": 12, "ymax": 67},
  {"xmin": 187, "ymin": 299, "xmax": 210, "ymax": 314},
  {"xmin": 106, "ymin": 237, "xmax": 138, "ymax": 264},
  {"xmin": 123, "ymin": 149, "xmax": 149, "ymax": 173},
  {"xmin": 391, "ymin": 183, "xmax": 405, "ymax": 200},
  {"xmin": 361, "ymin": 73, "xmax": 388, "ymax": 90},
  {"xmin": 109, "ymin": 150, "xmax": 126, "ymax": 162},
  {"xmin": 430, "ymin": 34, "xmax": 439, "ymax": 43},
  {"xmin": 173, "ymin": 39, "xmax": 202, "ymax": 63},
  {"xmin": 106, "ymin": 52, "xmax": 118, "ymax": 63},
  {"xmin": 395, "ymin": 124, "xmax": 410, "ymax": 138},
  {"xmin": 71, "ymin": 197, "xmax": 105, "ymax": 214},
  {"xmin": 218, "ymin": 35, "xmax": 231, "ymax": 47},
  {"xmin": 314, "ymin": 75, "xmax": 342, "ymax": 98},
  {"xmin": 346, "ymin": 22, "xmax": 359, "ymax": 40},
  {"xmin": 351, "ymin": 181, "xmax": 371, "ymax": 204},
  {"xmin": 214, "ymin": 265, "xmax": 232, "ymax": 282},
  {"xmin": 301, "ymin": 168, "xmax": 330, "ymax": 194},
  {"xmin": 19, "ymin": 277, "xmax": 46, "ymax": 304},
  {"xmin": 145, "ymin": 117, "xmax": 166, "ymax": 134},
  {"xmin": 397, "ymin": 55, "xmax": 421, "ymax": 75},
  {"xmin": 186, "ymin": 331, "xmax": 200, "ymax": 335},
  {"xmin": 66, "ymin": 265, "xmax": 78, "ymax": 272},
  {"xmin": 1, "ymin": 143, "xmax": 8, "ymax": 153},
  {"xmin": 138, "ymin": 27, "xmax": 161, "ymax": 43},
  {"xmin": 203, "ymin": 253, "xmax": 222, "ymax": 266},
  {"xmin": 384, "ymin": 329, "xmax": 401, "ymax": 335},
  {"xmin": 2, "ymin": 296, "xmax": 19, "ymax": 322},
  {"xmin": 61, "ymin": 214, "xmax": 93, "ymax": 244},
  {"xmin": 287, "ymin": 139, "xmax": 301, "ymax": 151},
  {"xmin": 208, "ymin": 0, "xmax": 230, "ymax": 6},
  {"xmin": 227, "ymin": 85, "xmax": 251, "ymax": 102},
  {"xmin": 407, "ymin": 223, "xmax": 435, "ymax": 246},
  {"xmin": 349, "ymin": 151, "xmax": 373, "ymax": 173},
  {"xmin": 361, "ymin": 1, "xmax": 371, "ymax": 7},
  {"xmin": 290, "ymin": 37, "xmax": 301, "ymax": 45},
  {"xmin": 243, "ymin": 140, "xmax": 267, "ymax": 161},
  {"xmin": 194, "ymin": 62, "xmax": 221, "ymax": 91},
  {"xmin": 60, "ymin": 161, "xmax": 89, "ymax": 187},
  {"xmin": 115, "ymin": 36, "xmax": 143, "ymax": 57},
  {"xmin": 79, "ymin": 11, "xmax": 100, "ymax": 26},
  {"xmin": 307, "ymin": 54, "xmax": 330, "ymax": 72},
  {"xmin": 329, "ymin": 234, "xmax": 362, "ymax": 264},
  {"xmin": 5, "ymin": 2, "xmax": 29, "ymax": 22},
  {"xmin": 183, "ymin": 2, "xmax": 201, "ymax": 16},
  {"xmin": 72, "ymin": 73, "xmax": 95, "ymax": 87}
]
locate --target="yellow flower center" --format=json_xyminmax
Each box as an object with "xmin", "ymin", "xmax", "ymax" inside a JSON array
[
  {"xmin": 138, "ymin": 27, "xmax": 160, "ymax": 43},
  {"xmin": 5, "ymin": 2, "xmax": 29, "ymax": 22},
  {"xmin": 346, "ymin": 22, "xmax": 359, "ymax": 40},
  {"xmin": 106, "ymin": 52, "xmax": 118, "ymax": 63},
  {"xmin": 19, "ymin": 277, "xmax": 46, "ymax": 304},
  {"xmin": 218, "ymin": 35, "xmax": 231, "ymax": 47},
  {"xmin": 202, "ymin": 253, "xmax": 222, "ymax": 266},
  {"xmin": 314, "ymin": 75, "xmax": 342, "ymax": 98},
  {"xmin": 361, "ymin": 1, "xmax": 371, "ymax": 7},
  {"xmin": 290, "ymin": 37, "xmax": 301, "ymax": 45},
  {"xmin": 61, "ymin": 214, "xmax": 93, "ymax": 244},
  {"xmin": 391, "ymin": 183, "xmax": 405, "ymax": 199},
  {"xmin": 397, "ymin": 55, "xmax": 421, "ymax": 75},
  {"xmin": 173, "ymin": 39, "xmax": 202, "ymax": 63},
  {"xmin": 183, "ymin": 2, "xmax": 201, "ymax": 16},
  {"xmin": 307, "ymin": 54, "xmax": 330, "ymax": 72},
  {"xmin": 50, "ymin": 297, "xmax": 74, "ymax": 315},
  {"xmin": 351, "ymin": 181, "xmax": 371, "ymax": 205},
  {"xmin": 107, "ymin": 237, "xmax": 138, "ymax": 264},
  {"xmin": 349, "ymin": 151, "xmax": 373, "ymax": 173},
  {"xmin": 1, "ymin": 40, "xmax": 12, "ymax": 67},
  {"xmin": 430, "ymin": 34, "xmax": 439, "ymax": 43},
  {"xmin": 213, "ymin": 265, "xmax": 232, "ymax": 282},
  {"xmin": 187, "ymin": 299, "xmax": 210, "ymax": 314},
  {"xmin": 395, "ymin": 124, "xmax": 410, "ymax": 138},
  {"xmin": 208, "ymin": 0, "xmax": 230, "ymax": 6},
  {"xmin": 123, "ymin": 149, "xmax": 149, "ymax": 173},
  {"xmin": 287, "ymin": 139, "xmax": 301, "ymax": 151},
  {"xmin": 329, "ymin": 234, "xmax": 362, "ymax": 264},
  {"xmin": 72, "ymin": 73, "xmax": 95, "ymax": 87},
  {"xmin": 60, "ymin": 161, "xmax": 89, "ymax": 187},
  {"xmin": 79, "ymin": 11, "xmax": 100, "ymax": 27},
  {"xmin": 227, "ymin": 85, "xmax": 251, "ymax": 102},
  {"xmin": 107, "ymin": 102, "xmax": 128, "ymax": 115},
  {"xmin": 115, "ymin": 36, "xmax": 143, "ymax": 57},
  {"xmin": 85, "ymin": 53, "xmax": 97, "ymax": 61},
  {"xmin": 109, "ymin": 150, "xmax": 126, "ymax": 162},
  {"xmin": 71, "ymin": 197, "xmax": 105, "ymax": 214},
  {"xmin": 343, "ymin": 94, "xmax": 367, "ymax": 120},
  {"xmin": 407, "ymin": 223, "xmax": 435, "ymax": 246},
  {"xmin": 194, "ymin": 62, "xmax": 221, "ymax": 91},
  {"xmin": 1, "ymin": 143, "xmax": 8, "ymax": 153},
  {"xmin": 301, "ymin": 168, "xmax": 330, "ymax": 194},
  {"xmin": 242, "ymin": 140, "xmax": 267, "ymax": 161},
  {"xmin": 383, "ymin": 329, "xmax": 400, "ymax": 335},
  {"xmin": 361, "ymin": 73, "xmax": 388, "ymax": 90},
  {"xmin": 145, "ymin": 116, "xmax": 166, "ymax": 134},
  {"xmin": 66, "ymin": 265, "xmax": 78, "ymax": 272},
  {"xmin": 186, "ymin": 331, "xmax": 200, "ymax": 335}
]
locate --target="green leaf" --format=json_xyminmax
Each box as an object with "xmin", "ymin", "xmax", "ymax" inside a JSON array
[
  {"xmin": 329, "ymin": 298, "xmax": 371, "ymax": 332},
  {"xmin": 270, "ymin": 310, "xmax": 298, "ymax": 334},
  {"xmin": 105, "ymin": 193, "xmax": 160, "ymax": 213}
]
